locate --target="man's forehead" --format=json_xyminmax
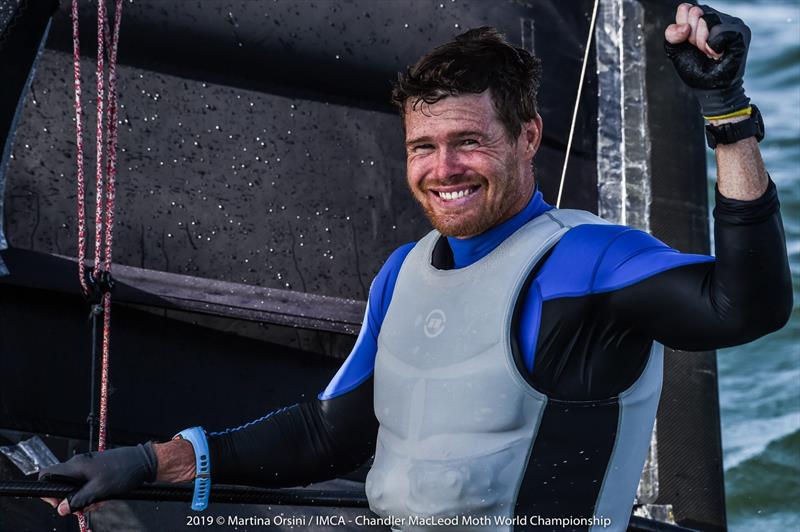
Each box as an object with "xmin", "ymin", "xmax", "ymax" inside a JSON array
[{"xmin": 403, "ymin": 92, "xmax": 498, "ymax": 138}]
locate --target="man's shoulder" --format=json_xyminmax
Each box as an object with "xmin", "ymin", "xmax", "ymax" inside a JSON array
[
  {"xmin": 375, "ymin": 242, "xmax": 417, "ymax": 285},
  {"xmin": 536, "ymin": 223, "xmax": 712, "ymax": 300}
]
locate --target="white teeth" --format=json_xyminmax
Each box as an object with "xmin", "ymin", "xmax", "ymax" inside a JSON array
[{"xmin": 437, "ymin": 187, "xmax": 475, "ymax": 201}]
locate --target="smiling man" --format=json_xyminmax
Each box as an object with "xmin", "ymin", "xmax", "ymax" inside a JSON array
[
  {"xmin": 403, "ymin": 89, "xmax": 541, "ymax": 238},
  {"xmin": 41, "ymin": 5, "xmax": 792, "ymax": 531}
]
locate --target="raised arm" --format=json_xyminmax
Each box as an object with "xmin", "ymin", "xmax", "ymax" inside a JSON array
[
  {"xmin": 605, "ymin": 179, "xmax": 790, "ymax": 351},
  {"xmin": 605, "ymin": 4, "xmax": 792, "ymax": 349},
  {"xmin": 665, "ymin": 3, "xmax": 770, "ymax": 200}
]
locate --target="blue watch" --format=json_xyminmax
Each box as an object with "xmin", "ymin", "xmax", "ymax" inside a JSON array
[{"xmin": 174, "ymin": 426, "xmax": 211, "ymax": 511}]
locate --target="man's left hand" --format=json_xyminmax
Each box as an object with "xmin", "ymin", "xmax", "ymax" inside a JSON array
[{"xmin": 664, "ymin": 3, "xmax": 751, "ymax": 118}]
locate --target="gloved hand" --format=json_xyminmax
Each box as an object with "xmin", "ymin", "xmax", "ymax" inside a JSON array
[
  {"xmin": 39, "ymin": 442, "xmax": 158, "ymax": 515},
  {"xmin": 664, "ymin": 3, "xmax": 751, "ymax": 118}
]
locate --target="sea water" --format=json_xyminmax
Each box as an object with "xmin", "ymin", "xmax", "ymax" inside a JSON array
[{"xmin": 709, "ymin": 2, "xmax": 799, "ymax": 531}]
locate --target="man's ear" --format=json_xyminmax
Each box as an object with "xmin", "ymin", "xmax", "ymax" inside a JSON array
[{"xmin": 522, "ymin": 114, "xmax": 543, "ymax": 158}]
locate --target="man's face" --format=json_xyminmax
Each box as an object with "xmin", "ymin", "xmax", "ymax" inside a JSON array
[{"xmin": 404, "ymin": 91, "xmax": 540, "ymax": 238}]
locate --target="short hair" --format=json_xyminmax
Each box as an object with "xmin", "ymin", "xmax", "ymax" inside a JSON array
[{"xmin": 391, "ymin": 26, "xmax": 543, "ymax": 139}]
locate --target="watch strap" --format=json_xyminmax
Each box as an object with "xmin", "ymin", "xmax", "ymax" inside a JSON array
[
  {"xmin": 705, "ymin": 105, "xmax": 764, "ymax": 149},
  {"xmin": 174, "ymin": 426, "xmax": 211, "ymax": 511}
]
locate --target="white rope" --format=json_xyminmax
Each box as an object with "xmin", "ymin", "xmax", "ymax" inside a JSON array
[{"xmin": 556, "ymin": 0, "xmax": 601, "ymax": 208}]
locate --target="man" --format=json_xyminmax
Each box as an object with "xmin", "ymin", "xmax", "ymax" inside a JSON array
[{"xmin": 42, "ymin": 4, "xmax": 791, "ymax": 531}]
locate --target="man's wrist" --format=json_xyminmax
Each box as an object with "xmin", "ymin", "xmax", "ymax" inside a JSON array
[
  {"xmin": 705, "ymin": 105, "xmax": 764, "ymax": 149},
  {"xmin": 708, "ymin": 114, "xmax": 749, "ymax": 126},
  {"xmin": 154, "ymin": 439, "xmax": 196, "ymax": 483}
]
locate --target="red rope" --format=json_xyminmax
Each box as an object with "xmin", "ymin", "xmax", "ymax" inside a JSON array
[
  {"xmin": 92, "ymin": 0, "xmax": 105, "ymax": 281},
  {"xmin": 70, "ymin": 1, "xmax": 124, "ymax": 529},
  {"xmin": 76, "ymin": 512, "xmax": 88, "ymax": 531},
  {"xmin": 97, "ymin": 0, "xmax": 123, "ymax": 454},
  {"xmin": 71, "ymin": 0, "xmax": 88, "ymax": 296},
  {"xmin": 71, "ymin": 5, "xmax": 90, "ymax": 530},
  {"xmin": 103, "ymin": 0, "xmax": 122, "ymax": 275}
]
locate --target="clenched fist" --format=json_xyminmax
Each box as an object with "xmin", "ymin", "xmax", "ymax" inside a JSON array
[{"xmin": 664, "ymin": 3, "xmax": 751, "ymax": 118}]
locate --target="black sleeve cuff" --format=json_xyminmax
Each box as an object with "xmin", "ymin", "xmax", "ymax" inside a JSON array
[
  {"xmin": 206, "ymin": 433, "xmax": 225, "ymax": 478},
  {"xmin": 713, "ymin": 177, "xmax": 779, "ymax": 225}
]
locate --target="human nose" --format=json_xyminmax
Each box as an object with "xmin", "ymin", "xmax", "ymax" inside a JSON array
[{"xmin": 432, "ymin": 146, "xmax": 464, "ymax": 182}]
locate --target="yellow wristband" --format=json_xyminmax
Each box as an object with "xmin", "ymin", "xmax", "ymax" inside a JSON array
[{"xmin": 703, "ymin": 106, "xmax": 752, "ymax": 121}]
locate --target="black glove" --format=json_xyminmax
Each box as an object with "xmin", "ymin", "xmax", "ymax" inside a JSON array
[
  {"xmin": 664, "ymin": 4, "xmax": 751, "ymax": 117},
  {"xmin": 38, "ymin": 442, "xmax": 158, "ymax": 512}
]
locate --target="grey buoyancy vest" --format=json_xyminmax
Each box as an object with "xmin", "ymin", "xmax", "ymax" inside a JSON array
[{"xmin": 366, "ymin": 209, "xmax": 664, "ymax": 531}]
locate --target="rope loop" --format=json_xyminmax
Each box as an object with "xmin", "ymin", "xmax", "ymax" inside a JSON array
[{"xmin": 82, "ymin": 266, "xmax": 115, "ymax": 305}]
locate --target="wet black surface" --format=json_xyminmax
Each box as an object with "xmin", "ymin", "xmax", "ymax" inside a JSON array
[{"xmin": 4, "ymin": 0, "xmax": 598, "ymax": 303}]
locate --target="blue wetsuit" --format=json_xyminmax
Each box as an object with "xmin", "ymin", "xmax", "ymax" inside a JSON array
[{"xmin": 207, "ymin": 181, "xmax": 791, "ymax": 518}]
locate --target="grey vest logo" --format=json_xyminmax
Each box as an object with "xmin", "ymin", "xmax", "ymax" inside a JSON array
[{"xmin": 424, "ymin": 309, "xmax": 446, "ymax": 338}]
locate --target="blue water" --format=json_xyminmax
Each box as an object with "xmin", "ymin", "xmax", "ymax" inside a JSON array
[{"xmin": 706, "ymin": 2, "xmax": 799, "ymax": 531}]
